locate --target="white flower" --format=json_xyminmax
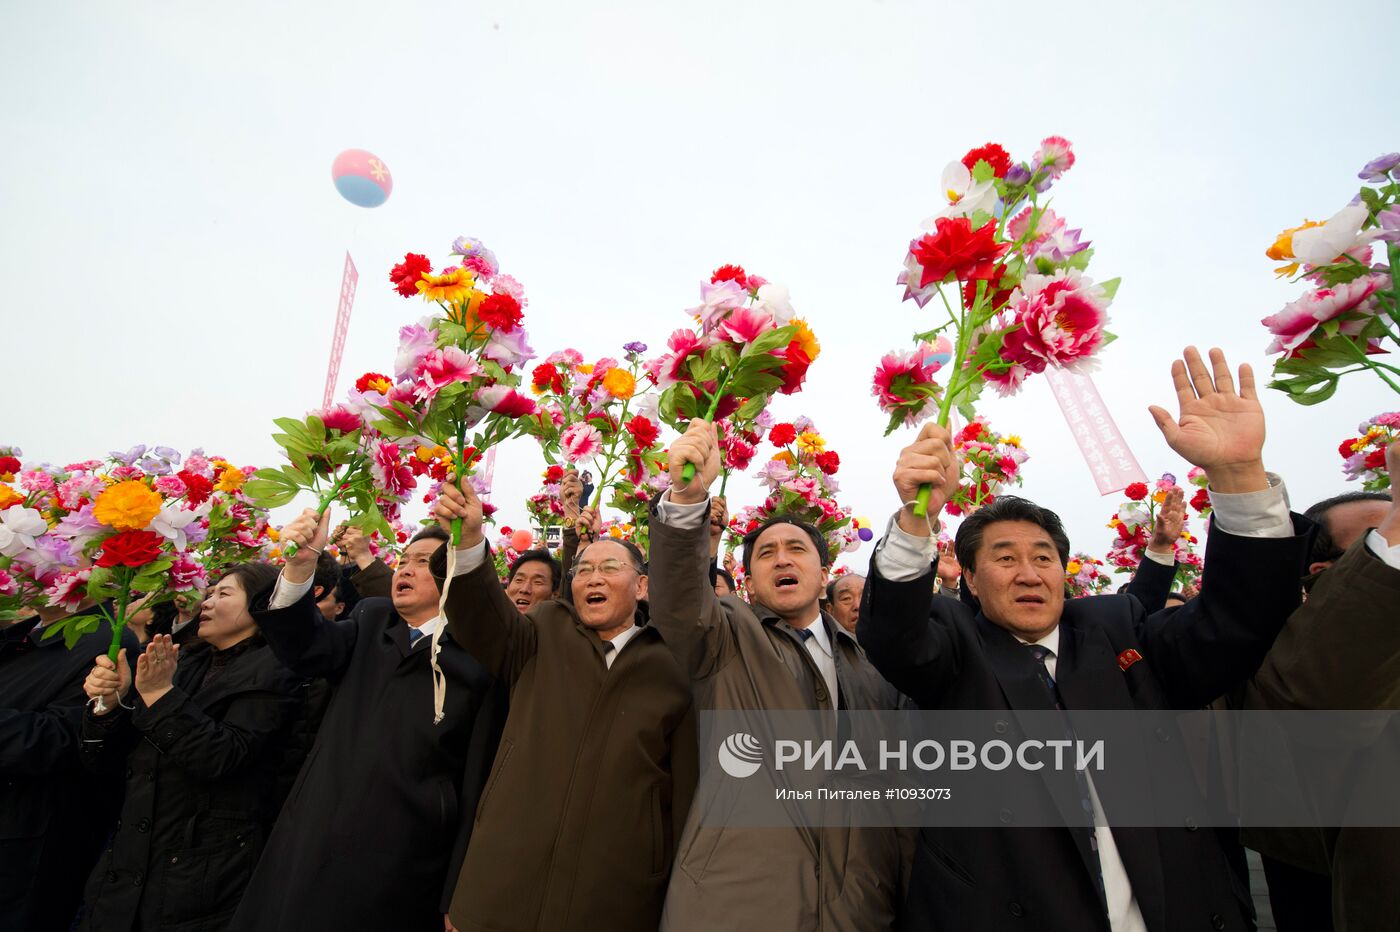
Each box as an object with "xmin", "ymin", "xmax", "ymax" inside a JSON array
[
  {"xmin": 922, "ymin": 161, "xmax": 998, "ymax": 228},
  {"xmin": 150, "ymin": 501, "xmax": 209, "ymax": 551},
  {"xmin": 754, "ymin": 283, "xmax": 795, "ymax": 325},
  {"xmin": 0, "ymin": 506, "xmax": 47, "ymax": 557},
  {"xmin": 1118, "ymin": 504, "xmax": 1150, "ymax": 528},
  {"xmin": 1292, "ymin": 205, "xmax": 1376, "ymax": 266}
]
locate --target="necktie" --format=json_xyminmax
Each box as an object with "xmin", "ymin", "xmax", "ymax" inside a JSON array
[
  {"xmin": 408, "ymin": 627, "xmax": 424, "ymax": 645},
  {"xmin": 1026, "ymin": 643, "xmax": 1107, "ymax": 914},
  {"xmin": 796, "ymin": 628, "xmax": 814, "ymax": 642},
  {"xmin": 602, "ymin": 641, "xmax": 615, "ymax": 667}
]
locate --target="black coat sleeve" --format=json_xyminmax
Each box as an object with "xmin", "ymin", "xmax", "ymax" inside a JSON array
[
  {"xmin": 130, "ymin": 676, "xmax": 300, "ymax": 782},
  {"xmin": 1135, "ymin": 515, "xmax": 1312, "ymax": 710},
  {"xmin": 350, "ymin": 559, "xmax": 393, "ymax": 600},
  {"xmin": 857, "ymin": 560, "xmax": 962, "ymax": 709},
  {"xmin": 1124, "ymin": 554, "xmax": 1177, "ymax": 615},
  {"xmin": 250, "ymin": 584, "xmax": 360, "ymax": 681}
]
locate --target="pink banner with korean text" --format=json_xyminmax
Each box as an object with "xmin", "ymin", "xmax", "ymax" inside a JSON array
[
  {"xmin": 1045, "ymin": 367, "xmax": 1147, "ymax": 495},
  {"xmin": 322, "ymin": 252, "xmax": 359, "ymax": 408}
]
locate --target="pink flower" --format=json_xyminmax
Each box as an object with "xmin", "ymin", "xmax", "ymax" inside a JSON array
[
  {"xmin": 725, "ymin": 439, "xmax": 757, "ymax": 471},
  {"xmin": 415, "ymin": 346, "xmax": 481, "ymax": 401},
  {"xmin": 475, "ymin": 385, "xmax": 538, "ymax": 418},
  {"xmin": 183, "ymin": 454, "xmax": 213, "ymax": 478},
  {"xmin": 44, "ymin": 569, "xmax": 91, "ymax": 611},
  {"xmin": 687, "ymin": 280, "xmax": 748, "ymax": 332},
  {"xmin": 56, "ymin": 474, "xmax": 105, "ymax": 510},
  {"xmin": 168, "ymin": 553, "xmax": 208, "ymax": 591},
  {"xmin": 370, "ymin": 442, "xmax": 416, "ymax": 502},
  {"xmin": 715, "ymin": 305, "xmax": 776, "ymax": 346},
  {"xmin": 153, "ymin": 476, "xmax": 187, "ymax": 498},
  {"xmin": 753, "ymin": 458, "xmax": 795, "ymax": 490},
  {"xmin": 781, "ymin": 477, "xmax": 822, "ymax": 503},
  {"xmin": 983, "ymin": 361, "xmax": 1032, "ymax": 397},
  {"xmin": 0, "ymin": 568, "xmax": 15, "ymax": 597},
  {"xmin": 482, "ymin": 327, "xmax": 535, "ymax": 370},
  {"xmin": 561, "ymin": 423, "xmax": 603, "ymax": 463},
  {"xmin": 491, "ymin": 274, "xmax": 527, "ymax": 304},
  {"xmin": 395, "ymin": 320, "xmax": 438, "ymax": 382},
  {"xmin": 1261, "ymin": 276, "xmax": 1385, "ymax": 356},
  {"xmin": 872, "ymin": 347, "xmax": 940, "ymax": 413},
  {"xmin": 545, "ymin": 348, "xmax": 584, "ymax": 367},
  {"xmin": 19, "ymin": 470, "xmax": 56, "ymax": 493},
  {"xmin": 1034, "ymin": 136, "xmax": 1075, "ymax": 178},
  {"xmin": 655, "ymin": 329, "xmax": 707, "ymax": 390},
  {"xmin": 1001, "ymin": 270, "xmax": 1110, "ymax": 370},
  {"xmin": 317, "ymin": 405, "xmax": 365, "ymax": 434}
]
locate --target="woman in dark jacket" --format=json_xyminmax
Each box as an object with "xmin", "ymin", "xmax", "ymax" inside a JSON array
[{"xmin": 76, "ymin": 562, "xmax": 302, "ymax": 932}]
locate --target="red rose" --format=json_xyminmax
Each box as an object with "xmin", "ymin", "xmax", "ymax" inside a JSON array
[
  {"xmin": 96, "ymin": 530, "xmax": 165, "ymax": 569},
  {"xmin": 1124, "ymin": 482, "xmax": 1149, "ymax": 501},
  {"xmin": 478, "ymin": 293, "xmax": 524, "ymax": 332},
  {"xmin": 769, "ymin": 423, "xmax": 797, "ymax": 446},
  {"xmin": 1189, "ymin": 488, "xmax": 1211, "ymax": 513},
  {"xmin": 815, "ymin": 451, "xmax": 841, "ymax": 475},
  {"xmin": 625, "ymin": 415, "xmax": 660, "ymax": 449},
  {"xmin": 1365, "ymin": 449, "xmax": 1388, "ymax": 470},
  {"xmin": 910, "ymin": 217, "xmax": 1008, "ymax": 288},
  {"xmin": 711, "ymin": 264, "xmax": 747, "ymax": 285},
  {"xmin": 177, "ymin": 471, "xmax": 214, "ymax": 506},
  {"xmin": 389, "ymin": 253, "xmax": 432, "ymax": 298},
  {"xmin": 961, "ymin": 143, "xmax": 1012, "ymax": 179}
]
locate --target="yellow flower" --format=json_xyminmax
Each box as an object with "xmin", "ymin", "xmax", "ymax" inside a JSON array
[
  {"xmin": 773, "ymin": 451, "xmax": 797, "ymax": 467},
  {"xmin": 93, "ymin": 480, "xmax": 163, "ymax": 531},
  {"xmin": 1066, "ymin": 561, "xmax": 1082, "ymax": 575},
  {"xmin": 447, "ymin": 289, "xmax": 487, "ymax": 328},
  {"xmin": 796, "ymin": 432, "xmax": 826, "ymax": 456},
  {"xmin": 602, "ymin": 367, "xmax": 636, "ymax": 400},
  {"xmin": 267, "ymin": 526, "xmax": 281, "ymax": 542},
  {"xmin": 0, "ymin": 483, "xmax": 21, "ymax": 509},
  {"xmin": 791, "ymin": 318, "xmax": 821, "ymax": 362},
  {"xmin": 215, "ymin": 467, "xmax": 246, "ymax": 493},
  {"xmin": 577, "ymin": 364, "xmax": 595, "ymax": 375},
  {"xmin": 1107, "ymin": 518, "xmax": 1122, "ymax": 529},
  {"xmin": 417, "ymin": 267, "xmax": 477, "ymax": 307},
  {"xmin": 1152, "ymin": 489, "xmax": 1167, "ymax": 504},
  {"xmin": 416, "ymin": 444, "xmax": 448, "ymax": 463},
  {"xmin": 1266, "ymin": 220, "xmax": 1322, "ymax": 278},
  {"xmin": 269, "ymin": 548, "xmax": 283, "ymax": 560},
  {"xmin": 1005, "ymin": 435, "xmax": 1023, "ymax": 448}
]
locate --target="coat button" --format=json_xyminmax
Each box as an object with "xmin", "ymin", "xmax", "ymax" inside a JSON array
[
  {"xmin": 105, "ymin": 871, "xmax": 117, "ymax": 883},
  {"xmin": 114, "ymin": 819, "xmax": 122, "ymax": 830},
  {"xmin": 994, "ymin": 719, "xmax": 1009, "ymax": 735},
  {"xmin": 1008, "ymin": 900, "xmax": 1024, "ymax": 917},
  {"xmin": 1185, "ymin": 817, "xmax": 1198, "ymax": 831},
  {"xmin": 125, "ymin": 767, "xmax": 133, "ymax": 778},
  {"xmin": 133, "ymin": 872, "xmax": 144, "ymax": 887},
  {"xmin": 137, "ymin": 818, "xmax": 150, "ymax": 832},
  {"xmin": 814, "ymin": 684, "xmax": 829, "ymax": 702},
  {"xmin": 999, "ymin": 808, "xmax": 1013, "ymax": 824},
  {"xmin": 1211, "ymin": 915, "xmax": 1225, "ymax": 930},
  {"xmin": 170, "ymin": 856, "xmax": 179, "ymax": 865}
]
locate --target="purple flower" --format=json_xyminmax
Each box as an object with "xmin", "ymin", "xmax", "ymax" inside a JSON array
[
  {"xmin": 623, "ymin": 341, "xmax": 648, "ymax": 356},
  {"xmin": 110, "ymin": 445, "xmax": 147, "ymax": 467},
  {"xmin": 1374, "ymin": 207, "xmax": 1400, "ymax": 244},
  {"xmin": 1004, "ymin": 164, "xmax": 1032, "ymax": 187},
  {"xmin": 55, "ymin": 503, "xmax": 104, "ymax": 546},
  {"xmin": 138, "ymin": 455, "xmax": 173, "ymax": 476},
  {"xmin": 1358, "ymin": 153, "xmax": 1400, "ymax": 182}
]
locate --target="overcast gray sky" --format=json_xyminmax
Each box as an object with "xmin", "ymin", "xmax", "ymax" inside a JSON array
[{"xmin": 3, "ymin": 0, "xmax": 1396, "ymax": 569}]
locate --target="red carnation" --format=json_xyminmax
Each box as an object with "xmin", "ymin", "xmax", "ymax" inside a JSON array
[
  {"xmin": 961, "ymin": 143, "xmax": 1012, "ymax": 179},
  {"xmin": 389, "ymin": 253, "xmax": 432, "ymax": 298},
  {"xmin": 532, "ymin": 363, "xmax": 565, "ymax": 394},
  {"xmin": 545, "ymin": 465, "xmax": 565, "ymax": 483},
  {"xmin": 1189, "ymin": 488, "xmax": 1211, "ymax": 513},
  {"xmin": 1365, "ymin": 449, "xmax": 1388, "ymax": 470},
  {"xmin": 478, "ymin": 292, "xmax": 524, "ymax": 332},
  {"xmin": 625, "ymin": 415, "xmax": 660, "ymax": 449},
  {"xmin": 910, "ymin": 217, "xmax": 1008, "ymax": 288},
  {"xmin": 957, "ymin": 422, "xmax": 984, "ymax": 443},
  {"xmin": 711, "ymin": 264, "xmax": 748, "ymax": 285},
  {"xmin": 769, "ymin": 423, "xmax": 797, "ymax": 447},
  {"xmin": 0, "ymin": 455, "xmax": 19, "ymax": 476},
  {"xmin": 1339, "ymin": 439, "xmax": 1360, "ymax": 458},
  {"xmin": 96, "ymin": 530, "xmax": 165, "ymax": 569},
  {"xmin": 725, "ymin": 439, "xmax": 757, "ymax": 471},
  {"xmin": 177, "ymin": 471, "xmax": 214, "ymax": 506},
  {"xmin": 815, "ymin": 451, "xmax": 841, "ymax": 475},
  {"xmin": 1124, "ymin": 482, "xmax": 1149, "ymax": 501},
  {"xmin": 355, "ymin": 372, "xmax": 393, "ymax": 393},
  {"xmin": 962, "ymin": 264, "xmax": 1014, "ymax": 311}
]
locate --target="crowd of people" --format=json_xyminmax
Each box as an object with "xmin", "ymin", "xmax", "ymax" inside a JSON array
[{"xmin": 3, "ymin": 346, "xmax": 1397, "ymax": 932}]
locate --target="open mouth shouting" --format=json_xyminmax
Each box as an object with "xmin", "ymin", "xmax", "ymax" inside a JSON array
[{"xmin": 773, "ymin": 573, "xmax": 801, "ymax": 591}]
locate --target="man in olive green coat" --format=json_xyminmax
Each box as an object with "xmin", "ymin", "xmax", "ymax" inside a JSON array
[
  {"xmin": 435, "ymin": 481, "xmax": 697, "ymax": 932},
  {"xmin": 649, "ymin": 419, "xmax": 910, "ymax": 932}
]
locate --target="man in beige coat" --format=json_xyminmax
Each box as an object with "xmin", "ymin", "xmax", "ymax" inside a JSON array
[
  {"xmin": 649, "ymin": 419, "xmax": 910, "ymax": 932},
  {"xmin": 434, "ymin": 481, "xmax": 697, "ymax": 932}
]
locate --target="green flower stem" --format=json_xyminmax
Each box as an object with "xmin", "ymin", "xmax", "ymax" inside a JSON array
[
  {"xmin": 1340, "ymin": 337, "xmax": 1400, "ymax": 394},
  {"xmin": 681, "ymin": 370, "xmax": 732, "ymax": 485},
  {"xmin": 914, "ymin": 285, "xmax": 983, "ymax": 518},
  {"xmin": 451, "ymin": 416, "xmax": 469, "ymax": 548},
  {"xmin": 105, "ymin": 568, "xmax": 132, "ymax": 664},
  {"xmin": 283, "ymin": 455, "xmax": 365, "ymax": 559}
]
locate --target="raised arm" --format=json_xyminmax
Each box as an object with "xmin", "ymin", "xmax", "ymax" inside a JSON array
[
  {"xmin": 1124, "ymin": 486, "xmax": 1185, "ymax": 614},
  {"xmin": 434, "ymin": 481, "xmax": 539, "ymax": 685},
  {"xmin": 645, "ymin": 419, "xmax": 737, "ymax": 681},
  {"xmin": 857, "ymin": 421, "xmax": 964, "ymax": 708},
  {"xmin": 251, "ymin": 508, "xmax": 359, "ymax": 680}
]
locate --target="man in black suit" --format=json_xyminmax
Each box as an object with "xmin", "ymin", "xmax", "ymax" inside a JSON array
[
  {"xmin": 230, "ymin": 512, "xmax": 498, "ymax": 932},
  {"xmin": 859, "ymin": 347, "xmax": 1312, "ymax": 932}
]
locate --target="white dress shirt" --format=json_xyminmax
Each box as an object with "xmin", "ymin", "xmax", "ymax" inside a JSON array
[{"xmin": 268, "ymin": 572, "xmax": 441, "ymax": 642}]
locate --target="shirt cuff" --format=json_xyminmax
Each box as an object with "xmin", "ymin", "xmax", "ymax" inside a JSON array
[
  {"xmin": 269, "ymin": 572, "xmax": 315, "ymax": 610},
  {"xmin": 455, "ymin": 541, "xmax": 487, "ymax": 575},
  {"xmin": 657, "ymin": 490, "xmax": 711, "ymax": 530},
  {"xmin": 1143, "ymin": 547, "xmax": 1175, "ymax": 567},
  {"xmin": 874, "ymin": 513, "xmax": 938, "ymax": 582},
  {"xmin": 1366, "ymin": 529, "xmax": 1400, "ymax": 570},
  {"xmin": 1206, "ymin": 473, "xmax": 1292, "ymax": 539}
]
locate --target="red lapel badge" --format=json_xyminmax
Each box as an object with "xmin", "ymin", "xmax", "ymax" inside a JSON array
[{"xmin": 1117, "ymin": 648, "xmax": 1143, "ymax": 672}]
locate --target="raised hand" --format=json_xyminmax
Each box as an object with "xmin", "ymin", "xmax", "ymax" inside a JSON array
[
  {"xmin": 576, "ymin": 505, "xmax": 599, "ymax": 542},
  {"xmin": 1148, "ymin": 347, "xmax": 1268, "ymax": 493},
  {"xmin": 341, "ymin": 526, "xmax": 374, "ymax": 569},
  {"xmin": 668, "ymin": 418, "xmax": 720, "ymax": 506},
  {"xmin": 84, "ymin": 651, "xmax": 131, "ymax": 715},
  {"xmin": 281, "ymin": 508, "xmax": 332, "ymax": 585},
  {"xmin": 936, "ymin": 539, "xmax": 961, "ymax": 589},
  {"xmin": 708, "ymin": 496, "xmax": 728, "ymax": 557},
  {"xmin": 434, "ymin": 479, "xmax": 485, "ymax": 550},
  {"xmin": 1148, "ymin": 486, "xmax": 1186, "ymax": 554},
  {"xmin": 1379, "ymin": 441, "xmax": 1400, "ymax": 548},
  {"xmin": 893, "ymin": 422, "xmax": 960, "ymax": 537},
  {"xmin": 134, "ymin": 635, "xmax": 179, "ymax": 706},
  {"xmin": 560, "ymin": 471, "xmax": 582, "ymax": 522}
]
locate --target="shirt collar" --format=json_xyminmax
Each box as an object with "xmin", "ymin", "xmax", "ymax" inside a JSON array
[
  {"xmin": 409, "ymin": 615, "xmax": 441, "ymax": 640},
  {"xmin": 1014, "ymin": 625, "xmax": 1060, "ymax": 657},
  {"xmin": 794, "ymin": 613, "xmax": 833, "ymax": 659},
  {"xmin": 603, "ymin": 622, "xmax": 642, "ymax": 655}
]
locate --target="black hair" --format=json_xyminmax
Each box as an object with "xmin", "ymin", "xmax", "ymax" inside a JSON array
[
  {"xmin": 715, "ymin": 569, "xmax": 736, "ymax": 594},
  {"xmin": 313, "ymin": 551, "xmax": 342, "ymax": 599},
  {"xmin": 954, "ymin": 495, "xmax": 1071, "ymax": 573},
  {"xmin": 223, "ymin": 562, "xmax": 282, "ymax": 605},
  {"xmin": 1303, "ymin": 491, "xmax": 1390, "ymax": 565},
  {"xmin": 409, "ymin": 525, "xmax": 450, "ymax": 548},
  {"xmin": 741, "ymin": 515, "xmax": 829, "ymax": 574},
  {"xmin": 508, "ymin": 549, "xmax": 562, "ymax": 590}
]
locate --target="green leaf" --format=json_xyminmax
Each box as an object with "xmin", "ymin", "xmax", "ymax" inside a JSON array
[
  {"xmin": 745, "ymin": 324, "xmax": 798, "ymax": 358},
  {"xmin": 734, "ymin": 395, "xmax": 767, "ymax": 420},
  {"xmin": 243, "ymin": 479, "xmax": 300, "ymax": 508},
  {"xmin": 970, "ymin": 159, "xmax": 995, "ymax": 184},
  {"xmin": 957, "ymin": 402, "xmax": 977, "ymax": 423},
  {"xmin": 1098, "ymin": 277, "xmax": 1121, "ymax": 303}
]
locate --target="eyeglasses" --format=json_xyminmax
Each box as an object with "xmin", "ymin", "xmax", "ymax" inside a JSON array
[{"xmin": 573, "ymin": 559, "xmax": 636, "ymax": 579}]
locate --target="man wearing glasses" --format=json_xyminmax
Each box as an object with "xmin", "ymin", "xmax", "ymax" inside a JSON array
[{"xmin": 433, "ymin": 481, "xmax": 696, "ymax": 932}]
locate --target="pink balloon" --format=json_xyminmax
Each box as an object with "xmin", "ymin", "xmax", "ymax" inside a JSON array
[{"xmin": 510, "ymin": 528, "xmax": 535, "ymax": 552}]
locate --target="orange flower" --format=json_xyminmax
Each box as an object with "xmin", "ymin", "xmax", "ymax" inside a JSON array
[
  {"xmin": 791, "ymin": 318, "xmax": 821, "ymax": 363},
  {"xmin": 417, "ymin": 267, "xmax": 476, "ymax": 306},
  {"xmin": 215, "ymin": 467, "xmax": 246, "ymax": 493},
  {"xmin": 602, "ymin": 367, "xmax": 636, "ymax": 400},
  {"xmin": 0, "ymin": 483, "xmax": 22, "ymax": 509},
  {"xmin": 93, "ymin": 480, "xmax": 163, "ymax": 531},
  {"xmin": 1266, "ymin": 220, "xmax": 1322, "ymax": 278}
]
